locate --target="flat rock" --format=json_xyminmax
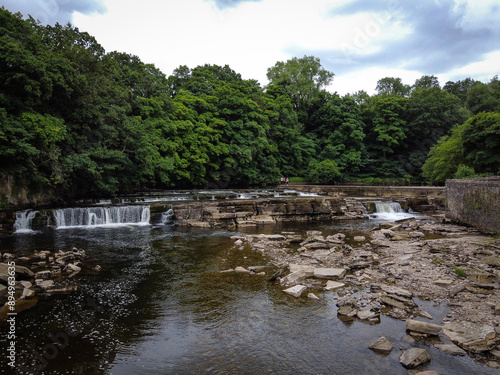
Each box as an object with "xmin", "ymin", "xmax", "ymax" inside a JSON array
[
  {"xmin": 399, "ymin": 348, "xmax": 431, "ymax": 368},
  {"xmin": 369, "ymin": 336, "xmax": 393, "ymax": 354},
  {"xmin": 35, "ymin": 279, "xmax": 54, "ymax": 290},
  {"xmin": 483, "ymin": 256, "xmax": 500, "ymax": 267},
  {"xmin": 283, "ymin": 285, "xmax": 307, "ymax": 298},
  {"xmin": 307, "ymin": 293, "xmax": 320, "ymax": 300},
  {"xmin": 443, "ymin": 321, "xmax": 499, "ymax": 353},
  {"xmin": 357, "ymin": 309, "xmax": 378, "ymax": 320},
  {"xmin": 234, "ymin": 266, "xmax": 250, "ymax": 273},
  {"xmin": 406, "ymin": 319, "xmax": 442, "ymax": 335},
  {"xmin": 373, "ymin": 284, "xmax": 413, "ymax": 298},
  {"xmin": 338, "ymin": 305, "xmax": 357, "ymax": 317},
  {"xmin": 416, "ymin": 372, "xmax": 439, "ymax": 375},
  {"xmin": 289, "ymin": 264, "xmax": 315, "ymax": 276},
  {"xmin": 434, "ymin": 279, "xmax": 454, "ymax": 287},
  {"xmin": 434, "ymin": 343, "xmax": 466, "ymax": 356},
  {"xmin": 325, "ymin": 281, "xmax": 345, "ymax": 290},
  {"xmin": 313, "ymin": 268, "xmax": 346, "ymax": 279}
]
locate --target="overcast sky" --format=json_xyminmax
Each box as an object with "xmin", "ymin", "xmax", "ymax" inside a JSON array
[{"xmin": 2, "ymin": 0, "xmax": 499, "ymax": 95}]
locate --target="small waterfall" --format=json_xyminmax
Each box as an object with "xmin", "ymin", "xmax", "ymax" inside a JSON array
[
  {"xmin": 374, "ymin": 202, "xmax": 404, "ymax": 213},
  {"xmin": 54, "ymin": 206, "xmax": 150, "ymax": 228},
  {"xmin": 13, "ymin": 210, "xmax": 38, "ymax": 233},
  {"xmin": 161, "ymin": 208, "xmax": 174, "ymax": 225}
]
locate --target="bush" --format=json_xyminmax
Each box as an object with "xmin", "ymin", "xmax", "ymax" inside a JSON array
[
  {"xmin": 453, "ymin": 164, "xmax": 476, "ymax": 179},
  {"xmin": 307, "ymin": 160, "xmax": 342, "ymax": 184}
]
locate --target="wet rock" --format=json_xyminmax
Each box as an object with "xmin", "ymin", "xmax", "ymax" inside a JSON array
[
  {"xmin": 313, "ymin": 268, "xmax": 346, "ymax": 279},
  {"xmin": 35, "ymin": 270, "xmax": 52, "ymax": 280},
  {"xmin": 325, "ymin": 281, "xmax": 345, "ymax": 290},
  {"xmin": 64, "ymin": 263, "xmax": 81, "ymax": 274},
  {"xmin": 443, "ymin": 321, "xmax": 500, "ymax": 353},
  {"xmin": 280, "ymin": 271, "xmax": 307, "ymax": 286},
  {"xmin": 369, "ymin": 336, "xmax": 393, "ymax": 354},
  {"xmin": 434, "ymin": 343, "xmax": 466, "ymax": 356},
  {"xmin": 21, "ymin": 288, "xmax": 35, "ymax": 299},
  {"xmin": 399, "ymin": 348, "xmax": 431, "ymax": 368},
  {"xmin": 35, "ymin": 279, "xmax": 54, "ymax": 290},
  {"xmin": 357, "ymin": 309, "xmax": 378, "ymax": 320},
  {"xmin": 307, "ymin": 293, "xmax": 320, "ymax": 300},
  {"xmin": 283, "ymin": 285, "xmax": 307, "ymax": 298},
  {"xmin": 338, "ymin": 305, "xmax": 357, "ymax": 317},
  {"xmin": 406, "ymin": 319, "xmax": 443, "ymax": 335}
]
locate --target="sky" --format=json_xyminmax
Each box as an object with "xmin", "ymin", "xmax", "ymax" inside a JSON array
[{"xmin": 2, "ymin": 0, "xmax": 499, "ymax": 95}]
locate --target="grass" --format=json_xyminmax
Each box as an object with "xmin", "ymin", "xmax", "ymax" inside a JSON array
[
  {"xmin": 432, "ymin": 258, "xmax": 443, "ymax": 266},
  {"xmin": 453, "ymin": 266, "xmax": 466, "ymax": 278}
]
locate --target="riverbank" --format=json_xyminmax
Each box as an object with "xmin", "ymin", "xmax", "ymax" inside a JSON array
[{"xmin": 229, "ymin": 215, "xmax": 500, "ymax": 370}]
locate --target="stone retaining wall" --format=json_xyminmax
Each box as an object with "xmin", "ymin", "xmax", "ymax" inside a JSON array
[{"xmin": 446, "ymin": 177, "xmax": 500, "ymax": 233}]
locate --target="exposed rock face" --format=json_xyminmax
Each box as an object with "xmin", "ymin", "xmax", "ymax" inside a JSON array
[
  {"xmin": 171, "ymin": 197, "xmax": 367, "ymax": 228},
  {"xmin": 399, "ymin": 348, "xmax": 431, "ymax": 368}
]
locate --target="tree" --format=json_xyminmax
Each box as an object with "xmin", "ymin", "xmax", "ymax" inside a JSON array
[
  {"xmin": 462, "ymin": 112, "xmax": 500, "ymax": 174},
  {"xmin": 443, "ymin": 78, "xmax": 476, "ymax": 105},
  {"xmin": 266, "ymin": 55, "xmax": 334, "ymax": 125},
  {"xmin": 307, "ymin": 159, "xmax": 342, "ymax": 184},
  {"xmin": 466, "ymin": 82, "xmax": 500, "ymax": 115},
  {"xmin": 375, "ymin": 77, "xmax": 411, "ymax": 97},
  {"xmin": 309, "ymin": 92, "xmax": 365, "ymax": 175},
  {"xmin": 422, "ymin": 125, "xmax": 466, "ymax": 184},
  {"xmin": 413, "ymin": 75, "xmax": 440, "ymax": 90}
]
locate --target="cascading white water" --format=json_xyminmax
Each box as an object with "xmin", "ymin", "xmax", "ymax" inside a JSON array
[
  {"xmin": 161, "ymin": 208, "xmax": 174, "ymax": 225},
  {"xmin": 374, "ymin": 202, "xmax": 404, "ymax": 213},
  {"xmin": 372, "ymin": 201, "xmax": 414, "ymax": 221},
  {"xmin": 13, "ymin": 210, "xmax": 38, "ymax": 233},
  {"xmin": 54, "ymin": 206, "xmax": 150, "ymax": 228}
]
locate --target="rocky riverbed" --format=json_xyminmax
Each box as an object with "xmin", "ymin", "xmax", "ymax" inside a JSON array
[
  {"xmin": 228, "ymin": 216, "xmax": 500, "ymax": 371},
  {"xmin": 0, "ymin": 247, "xmax": 100, "ymax": 319}
]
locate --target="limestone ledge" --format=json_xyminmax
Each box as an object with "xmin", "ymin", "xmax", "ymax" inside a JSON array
[{"xmin": 169, "ymin": 197, "xmax": 367, "ymax": 228}]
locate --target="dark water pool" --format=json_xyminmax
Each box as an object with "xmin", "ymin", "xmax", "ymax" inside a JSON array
[{"xmin": 0, "ymin": 223, "xmax": 496, "ymax": 374}]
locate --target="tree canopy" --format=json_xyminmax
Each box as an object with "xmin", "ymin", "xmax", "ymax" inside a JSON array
[{"xmin": 1, "ymin": 7, "xmax": 498, "ymax": 202}]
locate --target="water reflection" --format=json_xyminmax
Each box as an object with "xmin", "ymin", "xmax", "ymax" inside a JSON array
[{"xmin": 0, "ymin": 224, "xmax": 497, "ymax": 374}]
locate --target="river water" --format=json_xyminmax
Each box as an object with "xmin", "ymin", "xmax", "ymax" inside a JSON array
[{"xmin": 1, "ymin": 219, "xmax": 497, "ymax": 374}]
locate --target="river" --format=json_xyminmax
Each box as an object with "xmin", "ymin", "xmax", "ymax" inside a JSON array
[{"xmin": 0, "ymin": 213, "xmax": 497, "ymax": 374}]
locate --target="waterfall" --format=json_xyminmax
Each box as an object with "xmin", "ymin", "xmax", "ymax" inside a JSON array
[
  {"xmin": 13, "ymin": 210, "xmax": 38, "ymax": 233},
  {"xmin": 161, "ymin": 208, "xmax": 174, "ymax": 225},
  {"xmin": 374, "ymin": 202, "xmax": 404, "ymax": 213},
  {"xmin": 54, "ymin": 206, "xmax": 150, "ymax": 228}
]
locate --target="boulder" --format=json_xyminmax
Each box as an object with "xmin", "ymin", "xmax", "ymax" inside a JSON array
[
  {"xmin": 443, "ymin": 321, "xmax": 499, "ymax": 353},
  {"xmin": 406, "ymin": 319, "xmax": 442, "ymax": 335},
  {"xmin": 369, "ymin": 336, "xmax": 393, "ymax": 354},
  {"xmin": 399, "ymin": 348, "xmax": 431, "ymax": 368},
  {"xmin": 283, "ymin": 285, "xmax": 307, "ymax": 298},
  {"xmin": 313, "ymin": 268, "xmax": 346, "ymax": 279}
]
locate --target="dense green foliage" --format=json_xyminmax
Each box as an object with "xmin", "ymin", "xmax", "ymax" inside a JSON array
[{"xmin": 1, "ymin": 8, "xmax": 499, "ymax": 200}]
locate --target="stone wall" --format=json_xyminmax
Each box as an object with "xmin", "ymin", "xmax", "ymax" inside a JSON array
[
  {"xmin": 446, "ymin": 177, "xmax": 500, "ymax": 233},
  {"xmin": 160, "ymin": 197, "xmax": 367, "ymax": 228}
]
